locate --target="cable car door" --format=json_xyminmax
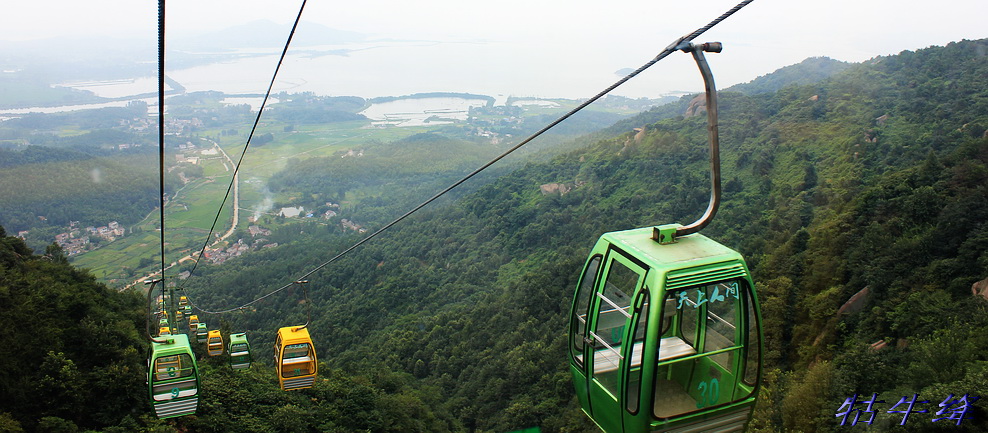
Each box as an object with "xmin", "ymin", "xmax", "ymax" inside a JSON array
[
  {"xmin": 587, "ymin": 250, "xmax": 647, "ymax": 433},
  {"xmin": 570, "ymin": 254, "xmax": 602, "ymax": 415}
]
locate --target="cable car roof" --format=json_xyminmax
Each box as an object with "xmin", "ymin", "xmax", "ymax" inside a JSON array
[
  {"xmin": 277, "ymin": 326, "xmax": 312, "ymax": 343},
  {"xmin": 601, "ymin": 227, "xmax": 743, "ymax": 270},
  {"xmin": 152, "ymin": 333, "xmax": 192, "ymax": 353}
]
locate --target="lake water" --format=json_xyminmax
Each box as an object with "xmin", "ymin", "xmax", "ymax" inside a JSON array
[
  {"xmin": 359, "ymin": 97, "xmax": 489, "ymax": 127},
  {"xmin": 15, "ymin": 39, "xmax": 694, "ymax": 121},
  {"xmin": 0, "ymin": 98, "xmax": 157, "ymax": 115}
]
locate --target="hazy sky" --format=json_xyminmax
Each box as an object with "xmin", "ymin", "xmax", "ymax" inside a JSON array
[{"xmin": 2, "ymin": 0, "xmax": 985, "ymax": 98}]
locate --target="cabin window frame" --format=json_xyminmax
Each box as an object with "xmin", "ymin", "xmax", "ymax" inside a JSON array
[
  {"xmin": 152, "ymin": 353, "xmax": 196, "ymax": 382},
  {"xmin": 624, "ymin": 289, "xmax": 650, "ymax": 415},
  {"xmin": 280, "ymin": 342, "xmax": 315, "ymax": 378},
  {"xmin": 588, "ymin": 247, "xmax": 647, "ymax": 400},
  {"xmin": 571, "ymin": 254, "xmax": 603, "ymax": 370},
  {"xmin": 741, "ymin": 283, "xmax": 761, "ymax": 390},
  {"xmin": 274, "ymin": 335, "xmax": 282, "ymax": 373},
  {"xmin": 651, "ymin": 278, "xmax": 747, "ymax": 420}
]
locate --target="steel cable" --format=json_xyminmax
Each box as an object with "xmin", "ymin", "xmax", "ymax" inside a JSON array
[
  {"xmin": 180, "ymin": 0, "xmax": 307, "ymax": 312},
  {"xmin": 187, "ymin": 0, "xmax": 756, "ymax": 315}
]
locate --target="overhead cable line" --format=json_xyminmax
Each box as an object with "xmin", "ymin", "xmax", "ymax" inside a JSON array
[
  {"xmin": 187, "ymin": 0, "xmax": 755, "ymax": 315},
  {"xmin": 180, "ymin": 0, "xmax": 308, "ymax": 301},
  {"xmin": 146, "ymin": 0, "xmax": 167, "ymax": 342},
  {"xmin": 156, "ymin": 0, "xmax": 167, "ymax": 282}
]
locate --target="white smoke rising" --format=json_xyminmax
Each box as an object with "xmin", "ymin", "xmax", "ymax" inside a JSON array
[{"xmin": 252, "ymin": 182, "xmax": 274, "ymax": 221}]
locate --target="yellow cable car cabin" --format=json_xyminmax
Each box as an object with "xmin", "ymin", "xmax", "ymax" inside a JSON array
[
  {"xmin": 188, "ymin": 315, "xmax": 199, "ymax": 332},
  {"xmin": 179, "ymin": 295, "xmax": 188, "ymax": 308},
  {"xmin": 159, "ymin": 326, "xmax": 171, "ymax": 336},
  {"xmin": 175, "ymin": 308, "xmax": 184, "ymax": 322},
  {"xmin": 274, "ymin": 326, "xmax": 317, "ymax": 390},
  {"xmin": 207, "ymin": 330, "xmax": 224, "ymax": 356}
]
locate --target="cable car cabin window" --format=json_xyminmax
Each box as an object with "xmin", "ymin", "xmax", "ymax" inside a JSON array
[
  {"xmin": 653, "ymin": 279, "xmax": 744, "ymax": 420},
  {"xmin": 743, "ymin": 285, "xmax": 760, "ymax": 388},
  {"xmin": 151, "ymin": 354, "xmax": 197, "ymax": 401},
  {"xmin": 704, "ymin": 284, "xmax": 737, "ymax": 372},
  {"xmin": 153, "ymin": 355, "xmax": 194, "ymax": 381},
  {"xmin": 625, "ymin": 291, "xmax": 649, "ymax": 414},
  {"xmin": 571, "ymin": 254, "xmax": 602, "ymax": 367},
  {"xmin": 680, "ymin": 297, "xmax": 698, "ymax": 347},
  {"xmin": 281, "ymin": 343, "xmax": 314, "ymax": 378},
  {"xmin": 590, "ymin": 258, "xmax": 640, "ymax": 397},
  {"xmin": 274, "ymin": 336, "xmax": 282, "ymax": 367}
]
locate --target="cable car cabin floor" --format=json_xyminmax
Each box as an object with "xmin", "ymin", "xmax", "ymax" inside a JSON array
[
  {"xmin": 582, "ymin": 337, "xmax": 697, "ymax": 374},
  {"xmin": 653, "ymin": 379, "xmax": 699, "ymax": 418}
]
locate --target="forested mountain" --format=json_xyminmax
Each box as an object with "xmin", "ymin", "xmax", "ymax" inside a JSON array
[
  {"xmin": 0, "ymin": 151, "xmax": 167, "ymax": 232},
  {"xmin": 1, "ymin": 39, "xmax": 987, "ymax": 432},
  {"xmin": 725, "ymin": 56, "xmax": 852, "ymax": 95},
  {"xmin": 0, "ymin": 228, "xmax": 147, "ymax": 432},
  {"xmin": 0, "ymin": 229, "xmax": 453, "ymax": 433}
]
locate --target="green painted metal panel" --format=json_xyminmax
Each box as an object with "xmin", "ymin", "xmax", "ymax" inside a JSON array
[
  {"xmin": 569, "ymin": 226, "xmax": 762, "ymax": 433},
  {"xmin": 148, "ymin": 334, "xmax": 199, "ymax": 419}
]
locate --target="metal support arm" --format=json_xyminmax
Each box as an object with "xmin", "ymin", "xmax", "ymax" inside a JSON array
[{"xmin": 653, "ymin": 42, "xmax": 723, "ymax": 242}]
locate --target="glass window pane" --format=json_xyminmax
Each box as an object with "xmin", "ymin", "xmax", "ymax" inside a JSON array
[
  {"xmin": 703, "ymin": 282, "xmax": 738, "ymax": 372},
  {"xmin": 572, "ymin": 255, "xmax": 601, "ymax": 364},
  {"xmin": 625, "ymin": 292, "xmax": 649, "ymax": 414},
  {"xmin": 283, "ymin": 343, "xmax": 311, "ymax": 359},
  {"xmin": 653, "ymin": 362, "xmax": 701, "ymax": 418},
  {"xmin": 653, "ymin": 279, "xmax": 745, "ymax": 420},
  {"xmin": 591, "ymin": 258, "xmax": 640, "ymax": 397},
  {"xmin": 743, "ymin": 284, "xmax": 760, "ymax": 387},
  {"xmin": 680, "ymin": 297, "xmax": 697, "ymax": 347},
  {"xmin": 281, "ymin": 343, "xmax": 314, "ymax": 378},
  {"xmin": 153, "ymin": 353, "xmax": 194, "ymax": 381}
]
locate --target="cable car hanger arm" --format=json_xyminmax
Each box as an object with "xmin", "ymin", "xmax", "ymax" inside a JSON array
[{"xmin": 653, "ymin": 41, "xmax": 724, "ymax": 243}]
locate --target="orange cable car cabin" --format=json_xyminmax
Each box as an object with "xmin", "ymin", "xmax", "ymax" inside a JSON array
[
  {"xmin": 274, "ymin": 326, "xmax": 317, "ymax": 390},
  {"xmin": 206, "ymin": 330, "xmax": 224, "ymax": 356}
]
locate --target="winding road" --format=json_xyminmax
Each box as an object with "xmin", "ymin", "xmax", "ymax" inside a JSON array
[{"xmin": 125, "ymin": 139, "xmax": 238, "ymax": 291}]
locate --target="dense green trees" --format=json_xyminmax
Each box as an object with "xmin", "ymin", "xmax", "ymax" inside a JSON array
[
  {"xmin": 0, "ymin": 152, "xmax": 167, "ymax": 234},
  {"xmin": 2, "ymin": 39, "xmax": 987, "ymax": 432},
  {"xmin": 220, "ymin": 39, "xmax": 986, "ymax": 433},
  {"xmin": 266, "ymin": 94, "xmax": 368, "ymax": 125},
  {"xmin": 0, "ymin": 227, "xmax": 147, "ymax": 432},
  {"xmin": 0, "ymin": 227, "xmax": 458, "ymax": 433}
]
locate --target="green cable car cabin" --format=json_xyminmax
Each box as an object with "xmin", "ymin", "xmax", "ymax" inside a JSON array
[
  {"xmin": 229, "ymin": 332, "xmax": 252, "ymax": 370},
  {"xmin": 196, "ymin": 323, "xmax": 208, "ymax": 343},
  {"xmin": 207, "ymin": 330, "xmax": 224, "ymax": 356},
  {"xmin": 566, "ymin": 41, "xmax": 763, "ymax": 433},
  {"xmin": 568, "ymin": 227, "xmax": 762, "ymax": 433},
  {"xmin": 275, "ymin": 326, "xmax": 317, "ymax": 390},
  {"xmin": 147, "ymin": 334, "xmax": 199, "ymax": 419}
]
